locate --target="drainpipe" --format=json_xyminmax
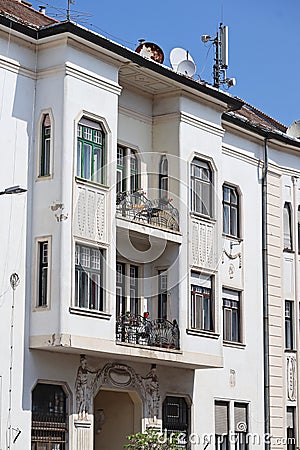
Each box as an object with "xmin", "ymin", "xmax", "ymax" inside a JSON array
[
  {"xmin": 292, "ymin": 176, "xmax": 299, "ymax": 446},
  {"xmin": 262, "ymin": 136, "xmax": 270, "ymax": 449}
]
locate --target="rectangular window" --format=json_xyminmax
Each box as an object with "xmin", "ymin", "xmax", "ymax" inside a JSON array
[
  {"xmin": 37, "ymin": 240, "xmax": 49, "ymax": 307},
  {"xmin": 40, "ymin": 114, "xmax": 51, "ymax": 177},
  {"xmin": 191, "ymin": 158, "xmax": 212, "ymax": 217},
  {"xmin": 116, "ymin": 262, "xmax": 140, "ymax": 317},
  {"xmin": 215, "ymin": 401, "xmax": 229, "ymax": 450},
  {"xmin": 116, "ymin": 145, "xmax": 139, "ymax": 198},
  {"xmin": 215, "ymin": 401, "xmax": 249, "ymax": 450},
  {"xmin": 285, "ymin": 300, "xmax": 294, "ymax": 350},
  {"xmin": 223, "ymin": 184, "xmax": 239, "ymax": 237},
  {"xmin": 158, "ymin": 270, "xmax": 168, "ymax": 320},
  {"xmin": 191, "ymin": 272, "xmax": 214, "ymax": 331},
  {"xmin": 223, "ymin": 289, "xmax": 241, "ymax": 343},
  {"xmin": 75, "ymin": 244, "xmax": 104, "ymax": 311}
]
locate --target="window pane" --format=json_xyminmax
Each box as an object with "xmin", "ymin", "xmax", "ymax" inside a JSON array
[
  {"xmin": 223, "ymin": 204, "xmax": 230, "ymax": 234},
  {"xmin": 83, "ymin": 143, "xmax": 92, "ymax": 180},
  {"xmin": 230, "ymin": 206, "xmax": 238, "ymax": 236},
  {"xmin": 93, "ymin": 147, "xmax": 102, "ymax": 183},
  {"xmin": 77, "ymin": 141, "xmax": 82, "ymax": 177}
]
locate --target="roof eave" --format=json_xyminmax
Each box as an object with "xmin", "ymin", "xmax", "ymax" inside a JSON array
[{"xmin": 223, "ymin": 112, "xmax": 300, "ymax": 148}]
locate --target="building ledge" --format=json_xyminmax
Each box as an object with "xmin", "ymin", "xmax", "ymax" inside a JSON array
[{"xmin": 29, "ymin": 333, "xmax": 223, "ymax": 369}]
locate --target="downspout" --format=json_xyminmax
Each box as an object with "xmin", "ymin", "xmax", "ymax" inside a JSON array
[{"xmin": 262, "ymin": 137, "xmax": 270, "ymax": 449}]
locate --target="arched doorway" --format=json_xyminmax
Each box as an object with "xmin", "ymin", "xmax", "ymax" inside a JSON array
[{"xmin": 94, "ymin": 389, "xmax": 142, "ymax": 450}]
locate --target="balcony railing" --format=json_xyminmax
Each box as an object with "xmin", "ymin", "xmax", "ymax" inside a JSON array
[
  {"xmin": 116, "ymin": 190, "xmax": 179, "ymax": 232},
  {"xmin": 116, "ymin": 313, "xmax": 180, "ymax": 350}
]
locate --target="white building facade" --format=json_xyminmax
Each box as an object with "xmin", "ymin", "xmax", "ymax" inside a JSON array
[{"xmin": 1, "ymin": 2, "xmax": 298, "ymax": 449}]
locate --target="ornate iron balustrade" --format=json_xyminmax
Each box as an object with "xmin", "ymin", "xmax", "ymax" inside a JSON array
[
  {"xmin": 116, "ymin": 190, "xmax": 179, "ymax": 232},
  {"xmin": 116, "ymin": 313, "xmax": 180, "ymax": 350}
]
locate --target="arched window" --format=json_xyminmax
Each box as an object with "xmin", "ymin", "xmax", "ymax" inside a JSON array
[
  {"xmin": 39, "ymin": 113, "xmax": 51, "ymax": 177},
  {"xmin": 191, "ymin": 158, "xmax": 212, "ymax": 217},
  {"xmin": 159, "ymin": 155, "xmax": 168, "ymax": 198},
  {"xmin": 77, "ymin": 117, "xmax": 105, "ymax": 184},
  {"xmin": 32, "ymin": 383, "xmax": 67, "ymax": 449},
  {"xmin": 283, "ymin": 202, "xmax": 293, "ymax": 251}
]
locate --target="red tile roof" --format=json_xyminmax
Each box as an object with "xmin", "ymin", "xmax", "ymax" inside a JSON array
[
  {"xmin": 0, "ymin": 0, "xmax": 57, "ymax": 28},
  {"xmin": 228, "ymin": 100, "xmax": 288, "ymax": 133}
]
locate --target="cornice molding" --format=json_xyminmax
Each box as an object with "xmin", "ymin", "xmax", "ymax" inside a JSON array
[
  {"xmin": 180, "ymin": 112, "xmax": 224, "ymax": 137},
  {"xmin": 119, "ymin": 105, "xmax": 152, "ymax": 125},
  {"xmin": 65, "ymin": 62, "xmax": 122, "ymax": 95}
]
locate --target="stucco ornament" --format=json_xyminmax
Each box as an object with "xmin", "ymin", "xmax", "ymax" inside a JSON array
[
  {"xmin": 287, "ymin": 356, "xmax": 297, "ymax": 401},
  {"xmin": 75, "ymin": 357, "xmax": 160, "ymax": 420},
  {"xmin": 75, "ymin": 354, "xmax": 97, "ymax": 418}
]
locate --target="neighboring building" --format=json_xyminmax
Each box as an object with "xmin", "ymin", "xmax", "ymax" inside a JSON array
[{"xmin": 0, "ymin": 1, "xmax": 298, "ymax": 450}]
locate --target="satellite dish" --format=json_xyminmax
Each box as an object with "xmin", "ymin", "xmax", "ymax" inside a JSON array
[
  {"xmin": 170, "ymin": 47, "xmax": 195, "ymax": 72},
  {"xmin": 135, "ymin": 41, "xmax": 164, "ymax": 64},
  {"xmin": 177, "ymin": 59, "xmax": 196, "ymax": 77}
]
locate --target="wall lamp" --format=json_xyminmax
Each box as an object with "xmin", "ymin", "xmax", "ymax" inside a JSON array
[{"xmin": 0, "ymin": 185, "xmax": 27, "ymax": 195}]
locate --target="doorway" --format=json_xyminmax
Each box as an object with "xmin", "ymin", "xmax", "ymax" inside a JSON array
[{"xmin": 94, "ymin": 389, "xmax": 142, "ymax": 450}]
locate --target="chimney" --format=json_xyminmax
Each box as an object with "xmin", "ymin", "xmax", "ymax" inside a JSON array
[{"xmin": 39, "ymin": 5, "xmax": 46, "ymax": 14}]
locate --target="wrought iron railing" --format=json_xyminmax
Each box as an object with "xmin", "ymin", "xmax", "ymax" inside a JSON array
[
  {"xmin": 116, "ymin": 190, "xmax": 179, "ymax": 232},
  {"xmin": 116, "ymin": 313, "xmax": 180, "ymax": 350}
]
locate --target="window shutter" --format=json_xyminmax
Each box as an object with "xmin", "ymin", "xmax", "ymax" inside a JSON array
[
  {"xmin": 215, "ymin": 402, "xmax": 228, "ymax": 435},
  {"xmin": 234, "ymin": 403, "xmax": 247, "ymax": 431}
]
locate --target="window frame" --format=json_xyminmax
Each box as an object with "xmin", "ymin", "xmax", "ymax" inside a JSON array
[
  {"xmin": 116, "ymin": 261, "xmax": 140, "ymax": 317},
  {"xmin": 37, "ymin": 111, "xmax": 53, "ymax": 179},
  {"xmin": 190, "ymin": 272, "xmax": 214, "ymax": 332},
  {"xmin": 159, "ymin": 155, "xmax": 169, "ymax": 199},
  {"xmin": 76, "ymin": 117, "xmax": 106, "ymax": 185},
  {"xmin": 222, "ymin": 184, "xmax": 240, "ymax": 238},
  {"xmin": 35, "ymin": 236, "xmax": 51, "ymax": 310},
  {"xmin": 74, "ymin": 242, "xmax": 105, "ymax": 312},
  {"xmin": 116, "ymin": 145, "xmax": 140, "ymax": 197},
  {"xmin": 162, "ymin": 396, "xmax": 189, "ymax": 446},
  {"xmin": 158, "ymin": 269, "xmax": 168, "ymax": 320},
  {"xmin": 285, "ymin": 300, "xmax": 294, "ymax": 350},
  {"xmin": 215, "ymin": 400, "xmax": 249, "ymax": 450},
  {"xmin": 31, "ymin": 382, "xmax": 69, "ymax": 450},
  {"xmin": 222, "ymin": 289, "xmax": 241, "ymax": 344},
  {"xmin": 190, "ymin": 157, "xmax": 213, "ymax": 218}
]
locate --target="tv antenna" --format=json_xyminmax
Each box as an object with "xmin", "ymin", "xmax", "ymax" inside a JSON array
[
  {"xmin": 201, "ymin": 23, "xmax": 236, "ymax": 89},
  {"xmin": 67, "ymin": 0, "xmax": 74, "ymax": 21},
  {"xmin": 169, "ymin": 48, "xmax": 197, "ymax": 77}
]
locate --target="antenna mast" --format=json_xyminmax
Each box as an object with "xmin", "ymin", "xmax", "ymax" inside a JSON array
[
  {"xmin": 201, "ymin": 23, "xmax": 236, "ymax": 89},
  {"xmin": 67, "ymin": 0, "xmax": 74, "ymax": 21}
]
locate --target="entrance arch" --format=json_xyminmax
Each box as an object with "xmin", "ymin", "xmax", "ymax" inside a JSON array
[{"xmin": 94, "ymin": 389, "xmax": 142, "ymax": 450}]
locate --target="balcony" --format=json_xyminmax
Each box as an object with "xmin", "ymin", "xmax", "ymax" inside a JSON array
[
  {"xmin": 116, "ymin": 190, "xmax": 179, "ymax": 232},
  {"xmin": 116, "ymin": 313, "xmax": 180, "ymax": 350}
]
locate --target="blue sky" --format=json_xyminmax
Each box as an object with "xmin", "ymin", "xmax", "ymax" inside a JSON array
[{"xmin": 32, "ymin": 0, "xmax": 300, "ymax": 126}]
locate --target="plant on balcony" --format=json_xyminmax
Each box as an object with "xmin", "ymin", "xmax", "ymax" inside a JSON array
[{"xmin": 124, "ymin": 429, "xmax": 182, "ymax": 450}]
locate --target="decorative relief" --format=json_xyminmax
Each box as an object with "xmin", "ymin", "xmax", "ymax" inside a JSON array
[
  {"xmin": 222, "ymin": 247, "xmax": 242, "ymax": 268},
  {"xmin": 191, "ymin": 220, "xmax": 215, "ymax": 269},
  {"xmin": 74, "ymin": 186, "xmax": 105, "ymax": 242},
  {"xmin": 287, "ymin": 356, "xmax": 296, "ymax": 401},
  {"xmin": 75, "ymin": 355, "xmax": 160, "ymax": 421}
]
